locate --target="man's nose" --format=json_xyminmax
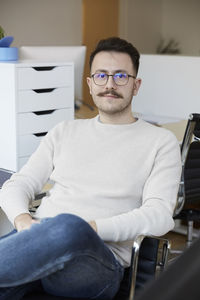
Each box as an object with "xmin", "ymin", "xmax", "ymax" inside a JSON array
[{"xmin": 105, "ymin": 75, "xmax": 117, "ymax": 89}]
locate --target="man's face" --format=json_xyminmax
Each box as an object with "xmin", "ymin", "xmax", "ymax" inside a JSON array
[{"xmin": 87, "ymin": 51, "xmax": 141, "ymax": 115}]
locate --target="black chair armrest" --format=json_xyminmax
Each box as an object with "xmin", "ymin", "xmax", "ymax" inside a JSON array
[{"xmin": 129, "ymin": 235, "xmax": 170, "ymax": 300}]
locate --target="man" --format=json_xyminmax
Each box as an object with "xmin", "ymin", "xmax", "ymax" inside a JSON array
[{"xmin": 0, "ymin": 37, "xmax": 181, "ymax": 299}]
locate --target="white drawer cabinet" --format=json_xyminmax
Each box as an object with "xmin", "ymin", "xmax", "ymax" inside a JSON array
[
  {"xmin": 18, "ymin": 87, "xmax": 73, "ymax": 112},
  {"xmin": 18, "ymin": 108, "xmax": 74, "ymax": 135},
  {"xmin": 0, "ymin": 61, "xmax": 74, "ymax": 171},
  {"xmin": 18, "ymin": 65, "xmax": 72, "ymax": 90}
]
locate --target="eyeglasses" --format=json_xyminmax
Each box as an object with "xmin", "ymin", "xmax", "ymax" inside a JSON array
[{"xmin": 91, "ymin": 72, "xmax": 136, "ymax": 86}]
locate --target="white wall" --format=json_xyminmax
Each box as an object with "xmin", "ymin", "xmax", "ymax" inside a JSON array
[
  {"xmin": 133, "ymin": 54, "xmax": 200, "ymax": 120},
  {"xmin": 0, "ymin": 0, "xmax": 82, "ymax": 47}
]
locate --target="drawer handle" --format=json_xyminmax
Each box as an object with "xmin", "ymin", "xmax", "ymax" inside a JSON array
[
  {"xmin": 33, "ymin": 132, "xmax": 47, "ymax": 137},
  {"xmin": 32, "ymin": 66, "xmax": 56, "ymax": 71},
  {"xmin": 33, "ymin": 88, "xmax": 55, "ymax": 94},
  {"xmin": 33, "ymin": 110, "xmax": 55, "ymax": 115}
]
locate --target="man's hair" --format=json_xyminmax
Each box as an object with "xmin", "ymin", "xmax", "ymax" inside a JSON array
[{"xmin": 89, "ymin": 37, "xmax": 140, "ymax": 74}]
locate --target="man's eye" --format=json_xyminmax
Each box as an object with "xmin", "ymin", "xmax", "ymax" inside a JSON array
[
  {"xmin": 98, "ymin": 73, "xmax": 106, "ymax": 78},
  {"xmin": 115, "ymin": 73, "xmax": 127, "ymax": 79}
]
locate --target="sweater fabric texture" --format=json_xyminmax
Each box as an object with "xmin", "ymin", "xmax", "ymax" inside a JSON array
[{"xmin": 0, "ymin": 116, "xmax": 181, "ymax": 267}]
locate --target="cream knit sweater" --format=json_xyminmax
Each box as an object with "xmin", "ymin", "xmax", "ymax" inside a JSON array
[{"xmin": 0, "ymin": 116, "xmax": 181, "ymax": 267}]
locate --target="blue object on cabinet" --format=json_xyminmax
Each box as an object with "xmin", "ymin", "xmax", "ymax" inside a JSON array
[
  {"xmin": 0, "ymin": 47, "xmax": 18, "ymax": 61},
  {"xmin": 0, "ymin": 36, "xmax": 14, "ymax": 47},
  {"xmin": 0, "ymin": 36, "xmax": 18, "ymax": 61}
]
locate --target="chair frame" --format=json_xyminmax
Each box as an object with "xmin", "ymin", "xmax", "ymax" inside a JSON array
[
  {"xmin": 174, "ymin": 113, "xmax": 199, "ymax": 216},
  {"xmin": 174, "ymin": 113, "xmax": 200, "ymax": 247},
  {"xmin": 128, "ymin": 235, "xmax": 170, "ymax": 300}
]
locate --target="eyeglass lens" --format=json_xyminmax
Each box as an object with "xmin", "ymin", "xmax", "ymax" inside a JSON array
[{"xmin": 93, "ymin": 72, "xmax": 129, "ymax": 86}]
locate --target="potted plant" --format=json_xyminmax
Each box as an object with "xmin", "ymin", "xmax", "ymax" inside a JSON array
[
  {"xmin": 156, "ymin": 38, "xmax": 181, "ymax": 55},
  {"xmin": 0, "ymin": 25, "xmax": 5, "ymax": 39},
  {"xmin": 0, "ymin": 25, "xmax": 18, "ymax": 61}
]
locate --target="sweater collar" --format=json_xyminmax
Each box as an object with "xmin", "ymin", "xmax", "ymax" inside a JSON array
[{"xmin": 94, "ymin": 115, "xmax": 141, "ymax": 129}]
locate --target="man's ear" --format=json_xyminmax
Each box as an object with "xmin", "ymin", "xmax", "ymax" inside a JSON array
[
  {"xmin": 87, "ymin": 77, "xmax": 92, "ymax": 95},
  {"xmin": 133, "ymin": 78, "xmax": 142, "ymax": 96}
]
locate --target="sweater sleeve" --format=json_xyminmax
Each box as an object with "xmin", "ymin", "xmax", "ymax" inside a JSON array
[
  {"xmin": 95, "ymin": 131, "xmax": 182, "ymax": 242},
  {"xmin": 0, "ymin": 122, "xmax": 64, "ymax": 225}
]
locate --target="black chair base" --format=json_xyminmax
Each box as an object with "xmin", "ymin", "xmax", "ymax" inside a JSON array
[{"xmin": 174, "ymin": 209, "xmax": 200, "ymax": 222}]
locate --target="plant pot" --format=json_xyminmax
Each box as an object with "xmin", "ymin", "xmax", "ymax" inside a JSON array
[{"xmin": 0, "ymin": 47, "xmax": 18, "ymax": 61}]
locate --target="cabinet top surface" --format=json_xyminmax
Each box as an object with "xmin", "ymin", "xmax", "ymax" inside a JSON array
[{"xmin": 0, "ymin": 60, "xmax": 74, "ymax": 67}]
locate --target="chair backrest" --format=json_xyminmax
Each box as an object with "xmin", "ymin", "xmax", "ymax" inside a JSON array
[
  {"xmin": 136, "ymin": 236, "xmax": 200, "ymax": 300},
  {"xmin": 174, "ymin": 113, "xmax": 200, "ymax": 215},
  {"xmin": 134, "ymin": 237, "xmax": 160, "ymax": 291},
  {"xmin": 114, "ymin": 237, "xmax": 160, "ymax": 300},
  {"xmin": 184, "ymin": 141, "xmax": 200, "ymax": 205}
]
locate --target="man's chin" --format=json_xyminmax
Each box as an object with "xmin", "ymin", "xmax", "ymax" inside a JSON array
[
  {"xmin": 98, "ymin": 105, "xmax": 126, "ymax": 115},
  {"xmin": 95, "ymin": 99, "xmax": 122, "ymax": 109}
]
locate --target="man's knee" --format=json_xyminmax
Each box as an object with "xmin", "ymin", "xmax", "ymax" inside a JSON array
[
  {"xmin": 45, "ymin": 214, "xmax": 95, "ymax": 250},
  {"xmin": 53, "ymin": 213, "xmax": 89, "ymax": 233}
]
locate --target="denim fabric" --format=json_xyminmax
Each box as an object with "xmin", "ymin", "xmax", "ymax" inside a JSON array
[
  {"xmin": 0, "ymin": 214, "xmax": 124, "ymax": 299},
  {"xmin": 0, "ymin": 281, "xmax": 42, "ymax": 300}
]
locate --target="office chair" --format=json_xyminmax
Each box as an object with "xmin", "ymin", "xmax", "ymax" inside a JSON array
[
  {"xmin": 174, "ymin": 113, "xmax": 200, "ymax": 247},
  {"xmin": 22, "ymin": 236, "xmax": 170, "ymax": 300},
  {"xmin": 0, "ymin": 168, "xmax": 13, "ymax": 188},
  {"xmin": 136, "ymin": 235, "xmax": 200, "ymax": 300}
]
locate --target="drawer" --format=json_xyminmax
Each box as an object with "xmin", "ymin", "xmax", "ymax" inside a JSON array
[
  {"xmin": 18, "ymin": 108, "xmax": 74, "ymax": 135},
  {"xmin": 18, "ymin": 133, "xmax": 46, "ymax": 157},
  {"xmin": 18, "ymin": 65, "xmax": 73, "ymax": 90},
  {"xmin": 17, "ymin": 87, "xmax": 74, "ymax": 113}
]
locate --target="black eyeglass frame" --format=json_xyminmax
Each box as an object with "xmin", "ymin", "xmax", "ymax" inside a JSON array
[{"xmin": 91, "ymin": 72, "xmax": 136, "ymax": 86}]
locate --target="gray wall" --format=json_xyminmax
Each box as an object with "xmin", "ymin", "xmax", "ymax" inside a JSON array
[
  {"xmin": 119, "ymin": 0, "xmax": 162, "ymax": 54},
  {"xmin": 162, "ymin": 0, "xmax": 200, "ymax": 56},
  {"xmin": 119, "ymin": 0, "xmax": 200, "ymax": 56},
  {"xmin": 1, "ymin": 0, "xmax": 199, "ymax": 55},
  {"xmin": 0, "ymin": 0, "xmax": 82, "ymax": 47}
]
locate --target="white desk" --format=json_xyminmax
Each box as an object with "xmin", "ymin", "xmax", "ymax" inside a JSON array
[{"xmin": 134, "ymin": 113, "xmax": 183, "ymax": 125}]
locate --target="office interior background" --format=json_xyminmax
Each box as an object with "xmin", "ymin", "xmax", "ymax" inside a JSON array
[
  {"xmin": 1, "ymin": 0, "xmax": 199, "ymax": 141},
  {"xmin": 0, "ymin": 0, "xmax": 200, "ymax": 291},
  {"xmin": 1, "ymin": 0, "xmax": 199, "ymax": 99}
]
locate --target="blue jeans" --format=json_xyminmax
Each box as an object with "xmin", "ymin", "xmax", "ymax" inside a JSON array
[{"xmin": 0, "ymin": 214, "xmax": 124, "ymax": 299}]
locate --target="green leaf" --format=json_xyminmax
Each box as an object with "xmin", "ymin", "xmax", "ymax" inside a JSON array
[{"xmin": 0, "ymin": 25, "xmax": 5, "ymax": 39}]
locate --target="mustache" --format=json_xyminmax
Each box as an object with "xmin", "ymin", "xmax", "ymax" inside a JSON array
[{"xmin": 97, "ymin": 90, "xmax": 123, "ymax": 99}]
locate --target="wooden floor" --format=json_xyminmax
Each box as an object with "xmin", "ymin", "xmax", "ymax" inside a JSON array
[
  {"xmin": 165, "ymin": 231, "xmax": 186, "ymax": 252},
  {"xmin": 75, "ymin": 102, "xmax": 98, "ymax": 119},
  {"xmin": 164, "ymin": 231, "xmax": 187, "ymax": 262}
]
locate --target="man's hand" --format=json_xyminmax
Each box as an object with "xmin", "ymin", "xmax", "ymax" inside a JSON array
[
  {"xmin": 14, "ymin": 213, "xmax": 40, "ymax": 232},
  {"xmin": 88, "ymin": 220, "xmax": 97, "ymax": 232}
]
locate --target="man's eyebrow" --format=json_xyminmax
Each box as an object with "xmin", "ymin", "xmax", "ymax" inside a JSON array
[
  {"xmin": 94, "ymin": 69, "xmax": 108, "ymax": 73},
  {"xmin": 94, "ymin": 69, "xmax": 127, "ymax": 73},
  {"xmin": 114, "ymin": 69, "xmax": 127, "ymax": 73}
]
